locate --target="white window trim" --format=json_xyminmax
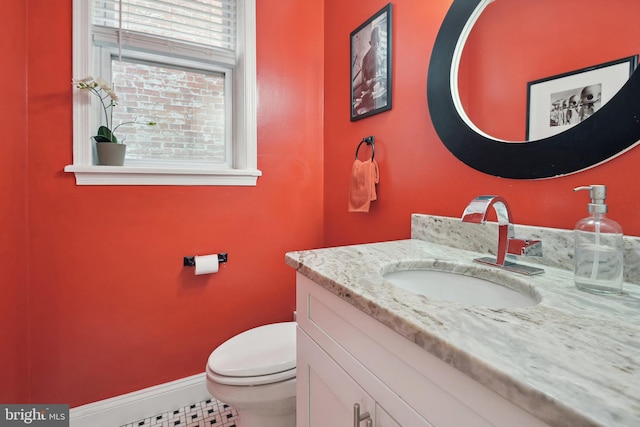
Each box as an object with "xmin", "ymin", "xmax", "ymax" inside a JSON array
[{"xmin": 65, "ymin": 0, "xmax": 261, "ymax": 186}]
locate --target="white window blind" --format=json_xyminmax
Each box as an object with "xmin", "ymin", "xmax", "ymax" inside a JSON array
[{"xmin": 93, "ymin": 0, "xmax": 236, "ymax": 52}]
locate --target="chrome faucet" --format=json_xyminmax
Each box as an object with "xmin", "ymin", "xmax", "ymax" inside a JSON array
[{"xmin": 461, "ymin": 195, "xmax": 544, "ymax": 275}]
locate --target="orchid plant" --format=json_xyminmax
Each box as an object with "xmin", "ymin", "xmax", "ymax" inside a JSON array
[{"xmin": 74, "ymin": 77, "xmax": 156, "ymax": 143}]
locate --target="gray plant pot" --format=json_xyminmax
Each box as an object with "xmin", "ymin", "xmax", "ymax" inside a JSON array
[{"xmin": 96, "ymin": 142, "xmax": 126, "ymax": 166}]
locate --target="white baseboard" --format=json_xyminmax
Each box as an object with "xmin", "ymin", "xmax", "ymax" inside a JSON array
[{"xmin": 70, "ymin": 373, "xmax": 211, "ymax": 427}]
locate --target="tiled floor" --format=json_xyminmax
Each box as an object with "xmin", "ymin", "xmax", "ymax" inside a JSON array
[{"xmin": 120, "ymin": 398, "xmax": 238, "ymax": 427}]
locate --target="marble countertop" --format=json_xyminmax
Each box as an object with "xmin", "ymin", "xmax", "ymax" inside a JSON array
[{"xmin": 285, "ymin": 215, "xmax": 640, "ymax": 427}]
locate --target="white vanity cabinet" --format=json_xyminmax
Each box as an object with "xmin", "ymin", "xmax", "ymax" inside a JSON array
[
  {"xmin": 298, "ymin": 330, "xmax": 403, "ymax": 426},
  {"xmin": 295, "ymin": 273, "xmax": 550, "ymax": 427}
]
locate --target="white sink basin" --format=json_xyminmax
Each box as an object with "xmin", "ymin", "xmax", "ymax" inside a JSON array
[{"xmin": 383, "ymin": 264, "xmax": 539, "ymax": 308}]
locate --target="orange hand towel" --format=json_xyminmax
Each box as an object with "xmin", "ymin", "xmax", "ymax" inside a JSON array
[{"xmin": 348, "ymin": 159, "xmax": 379, "ymax": 212}]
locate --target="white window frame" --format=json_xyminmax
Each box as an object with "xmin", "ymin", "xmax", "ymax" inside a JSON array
[{"xmin": 65, "ymin": 0, "xmax": 260, "ymax": 186}]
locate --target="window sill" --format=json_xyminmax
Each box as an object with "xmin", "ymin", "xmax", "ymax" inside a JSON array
[{"xmin": 64, "ymin": 164, "xmax": 262, "ymax": 186}]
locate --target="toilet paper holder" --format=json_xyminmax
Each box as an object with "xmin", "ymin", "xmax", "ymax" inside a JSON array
[{"xmin": 183, "ymin": 253, "xmax": 228, "ymax": 267}]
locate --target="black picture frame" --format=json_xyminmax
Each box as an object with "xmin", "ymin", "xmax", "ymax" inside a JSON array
[
  {"xmin": 350, "ymin": 3, "xmax": 392, "ymax": 121},
  {"xmin": 526, "ymin": 55, "xmax": 638, "ymax": 140}
]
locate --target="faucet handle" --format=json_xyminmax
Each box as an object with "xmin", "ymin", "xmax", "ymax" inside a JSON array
[{"xmin": 507, "ymin": 238, "xmax": 542, "ymax": 257}]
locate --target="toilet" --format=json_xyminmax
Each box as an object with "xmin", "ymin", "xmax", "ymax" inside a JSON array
[{"xmin": 205, "ymin": 321, "xmax": 297, "ymax": 427}]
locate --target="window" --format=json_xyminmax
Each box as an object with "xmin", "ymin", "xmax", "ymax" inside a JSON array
[{"xmin": 66, "ymin": 0, "xmax": 260, "ymax": 186}]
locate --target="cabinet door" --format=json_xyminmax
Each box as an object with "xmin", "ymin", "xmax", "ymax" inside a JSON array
[
  {"xmin": 298, "ymin": 328, "xmax": 377, "ymax": 427},
  {"xmin": 376, "ymin": 404, "xmax": 401, "ymax": 427}
]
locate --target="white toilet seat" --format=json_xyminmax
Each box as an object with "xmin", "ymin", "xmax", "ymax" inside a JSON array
[
  {"xmin": 207, "ymin": 364, "xmax": 296, "ymax": 386},
  {"xmin": 207, "ymin": 321, "xmax": 297, "ymax": 386}
]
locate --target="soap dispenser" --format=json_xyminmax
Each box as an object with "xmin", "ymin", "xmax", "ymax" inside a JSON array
[{"xmin": 573, "ymin": 185, "xmax": 623, "ymax": 294}]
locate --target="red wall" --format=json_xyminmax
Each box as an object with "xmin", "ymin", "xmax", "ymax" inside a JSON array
[
  {"xmin": 0, "ymin": 0, "xmax": 29, "ymax": 403},
  {"xmin": 323, "ymin": 0, "xmax": 640, "ymax": 247},
  {"xmin": 3, "ymin": 0, "xmax": 324, "ymax": 406}
]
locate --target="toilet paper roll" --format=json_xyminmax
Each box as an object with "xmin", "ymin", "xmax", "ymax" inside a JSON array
[{"xmin": 194, "ymin": 254, "xmax": 219, "ymax": 275}]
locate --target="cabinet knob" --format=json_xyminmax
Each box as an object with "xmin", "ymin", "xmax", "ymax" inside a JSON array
[{"xmin": 353, "ymin": 403, "xmax": 372, "ymax": 426}]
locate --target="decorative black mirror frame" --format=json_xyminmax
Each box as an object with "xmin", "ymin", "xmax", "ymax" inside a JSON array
[{"xmin": 427, "ymin": 0, "xmax": 640, "ymax": 179}]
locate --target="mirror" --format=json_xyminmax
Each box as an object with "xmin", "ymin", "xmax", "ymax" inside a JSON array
[
  {"xmin": 459, "ymin": 1, "xmax": 637, "ymax": 143},
  {"xmin": 427, "ymin": 0, "xmax": 640, "ymax": 179}
]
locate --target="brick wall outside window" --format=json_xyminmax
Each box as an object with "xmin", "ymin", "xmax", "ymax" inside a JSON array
[{"xmin": 112, "ymin": 60, "xmax": 227, "ymax": 163}]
